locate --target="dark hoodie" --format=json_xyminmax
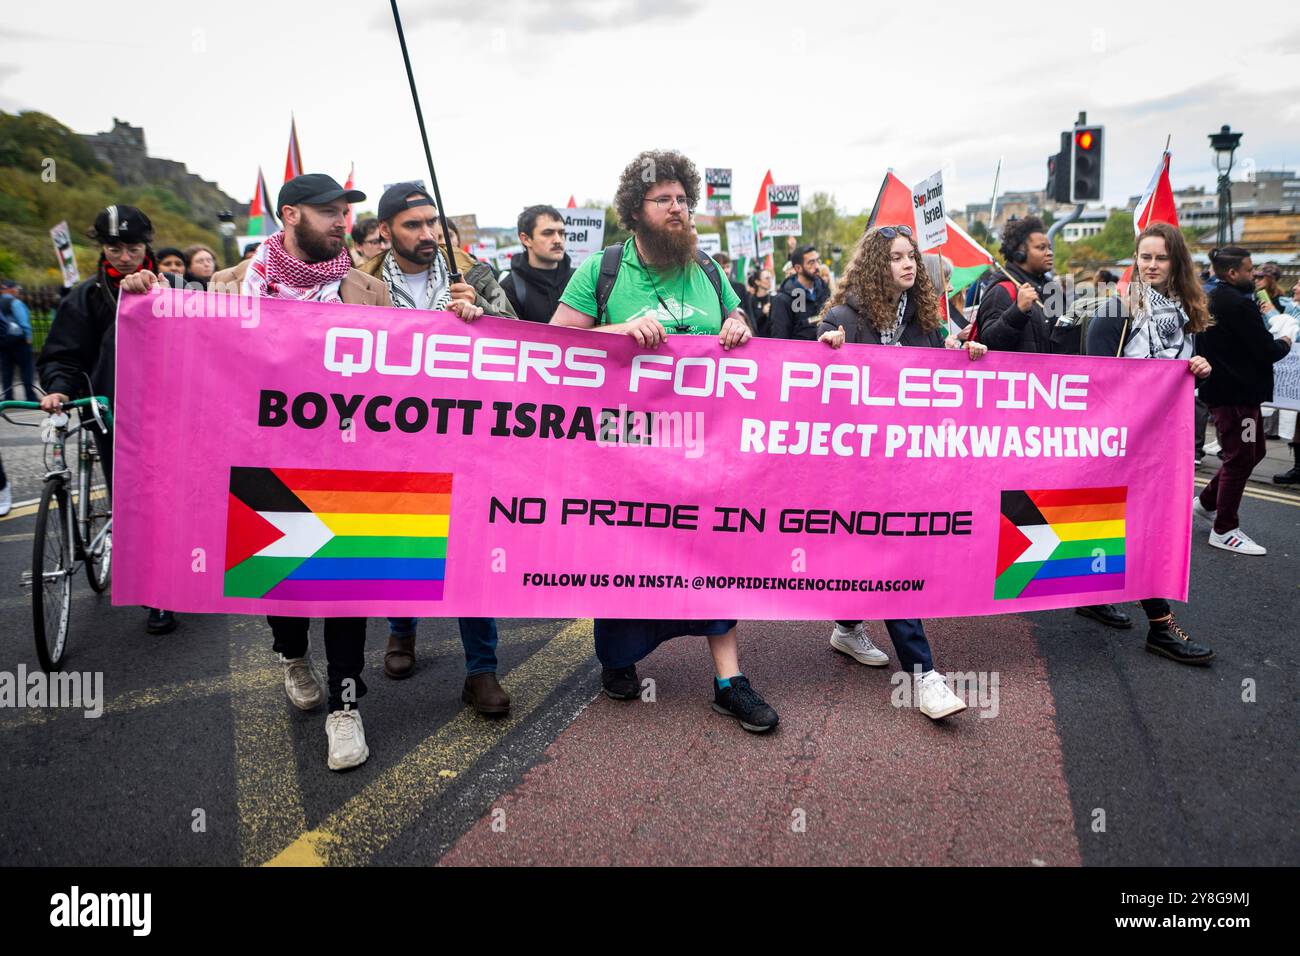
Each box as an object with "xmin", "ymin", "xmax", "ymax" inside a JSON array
[
  {"xmin": 974, "ymin": 261, "xmax": 1063, "ymax": 354},
  {"xmin": 501, "ymin": 252, "xmax": 575, "ymax": 324}
]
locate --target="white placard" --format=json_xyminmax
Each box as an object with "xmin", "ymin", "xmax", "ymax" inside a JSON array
[
  {"xmin": 705, "ymin": 168, "xmax": 733, "ymax": 216},
  {"xmin": 50, "ymin": 221, "xmax": 80, "ymax": 286},
  {"xmin": 766, "ymin": 184, "xmax": 802, "ymax": 236},
  {"xmin": 1269, "ymin": 341, "xmax": 1300, "ymax": 411},
  {"xmin": 696, "ymin": 232, "xmax": 723, "ymax": 257},
  {"xmin": 562, "ymin": 207, "xmax": 606, "ymax": 266},
  {"xmin": 912, "ymin": 169, "xmax": 948, "ymax": 252}
]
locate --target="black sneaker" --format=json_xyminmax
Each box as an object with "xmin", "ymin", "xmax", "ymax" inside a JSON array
[
  {"xmin": 712, "ymin": 675, "xmax": 779, "ymax": 733},
  {"xmin": 601, "ymin": 665, "xmax": 640, "ymax": 700},
  {"xmin": 1145, "ymin": 615, "xmax": 1214, "ymax": 666},
  {"xmin": 146, "ymin": 608, "xmax": 178, "ymax": 635},
  {"xmin": 1075, "ymin": 604, "xmax": 1133, "ymax": 629},
  {"xmin": 1273, "ymin": 466, "xmax": 1300, "ymax": 485}
]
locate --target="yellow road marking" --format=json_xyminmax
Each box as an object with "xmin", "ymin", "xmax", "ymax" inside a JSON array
[
  {"xmin": 263, "ymin": 618, "xmax": 595, "ymax": 867},
  {"xmin": 0, "ymin": 503, "xmax": 39, "ymax": 522},
  {"xmin": 0, "ymin": 532, "xmax": 34, "ymax": 542},
  {"xmin": 1193, "ymin": 478, "xmax": 1300, "ymax": 506}
]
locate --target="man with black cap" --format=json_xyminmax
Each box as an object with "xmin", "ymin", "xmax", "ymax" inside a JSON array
[
  {"xmin": 358, "ymin": 183, "xmax": 504, "ymax": 321},
  {"xmin": 126, "ymin": 174, "xmax": 396, "ymax": 771},
  {"xmin": 353, "ymin": 182, "xmax": 511, "ymax": 717},
  {"xmin": 37, "ymin": 204, "xmax": 180, "ymax": 635}
]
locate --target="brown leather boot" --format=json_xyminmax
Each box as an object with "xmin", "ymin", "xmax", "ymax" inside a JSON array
[
  {"xmin": 462, "ymin": 673, "xmax": 510, "ymax": 715},
  {"xmin": 384, "ymin": 633, "xmax": 416, "ymax": 679}
]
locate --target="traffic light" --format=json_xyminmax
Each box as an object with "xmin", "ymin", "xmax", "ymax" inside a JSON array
[
  {"xmin": 1070, "ymin": 125, "xmax": 1104, "ymax": 202},
  {"xmin": 1047, "ymin": 131, "xmax": 1071, "ymax": 203}
]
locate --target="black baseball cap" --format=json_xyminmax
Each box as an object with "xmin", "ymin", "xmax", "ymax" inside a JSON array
[
  {"xmin": 277, "ymin": 173, "xmax": 366, "ymax": 216},
  {"xmin": 378, "ymin": 182, "xmax": 435, "ymax": 222},
  {"xmin": 88, "ymin": 204, "xmax": 154, "ymax": 244}
]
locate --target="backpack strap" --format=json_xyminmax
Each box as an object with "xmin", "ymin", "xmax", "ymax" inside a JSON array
[
  {"xmin": 508, "ymin": 271, "xmax": 527, "ymax": 312},
  {"xmin": 693, "ymin": 248, "xmax": 729, "ymax": 324},
  {"xmin": 593, "ymin": 244, "xmax": 624, "ymax": 325}
]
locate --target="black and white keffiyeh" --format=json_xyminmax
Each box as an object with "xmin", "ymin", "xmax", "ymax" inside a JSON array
[
  {"xmin": 382, "ymin": 249, "xmax": 452, "ymax": 310},
  {"xmin": 879, "ymin": 292, "xmax": 908, "ymax": 346},
  {"xmin": 1127, "ymin": 286, "xmax": 1192, "ymax": 360}
]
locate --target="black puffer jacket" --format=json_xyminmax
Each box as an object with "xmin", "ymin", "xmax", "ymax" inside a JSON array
[
  {"xmin": 769, "ymin": 273, "xmax": 831, "ymax": 341},
  {"xmin": 817, "ymin": 291, "xmax": 945, "ymax": 348},
  {"xmin": 974, "ymin": 262, "xmax": 1062, "ymax": 354}
]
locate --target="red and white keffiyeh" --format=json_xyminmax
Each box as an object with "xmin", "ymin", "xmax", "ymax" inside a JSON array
[{"xmin": 242, "ymin": 231, "xmax": 352, "ymax": 301}]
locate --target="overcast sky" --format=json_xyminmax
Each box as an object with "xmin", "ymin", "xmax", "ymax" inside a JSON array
[{"xmin": 4, "ymin": 0, "xmax": 1299, "ymax": 228}]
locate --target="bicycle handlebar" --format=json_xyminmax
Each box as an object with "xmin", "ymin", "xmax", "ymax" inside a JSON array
[{"xmin": 0, "ymin": 396, "xmax": 114, "ymax": 429}]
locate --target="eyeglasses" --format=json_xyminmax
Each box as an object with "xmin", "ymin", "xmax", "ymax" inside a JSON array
[
  {"xmin": 875, "ymin": 224, "xmax": 914, "ymax": 239},
  {"xmin": 644, "ymin": 195, "xmax": 693, "ymax": 211}
]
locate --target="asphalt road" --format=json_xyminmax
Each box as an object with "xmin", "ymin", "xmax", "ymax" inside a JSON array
[{"xmin": 1, "ymin": 412, "xmax": 1297, "ymax": 865}]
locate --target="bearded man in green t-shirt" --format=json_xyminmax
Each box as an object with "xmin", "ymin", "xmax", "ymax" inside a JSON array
[{"xmin": 551, "ymin": 149, "xmax": 778, "ymax": 734}]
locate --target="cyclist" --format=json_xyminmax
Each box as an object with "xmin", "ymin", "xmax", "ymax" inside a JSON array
[{"xmin": 36, "ymin": 204, "xmax": 179, "ymax": 635}]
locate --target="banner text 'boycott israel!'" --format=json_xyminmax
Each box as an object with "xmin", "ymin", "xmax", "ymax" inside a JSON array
[{"xmin": 113, "ymin": 289, "xmax": 1193, "ymax": 619}]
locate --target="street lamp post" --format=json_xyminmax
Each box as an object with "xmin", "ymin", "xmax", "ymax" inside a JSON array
[{"xmin": 1208, "ymin": 124, "xmax": 1242, "ymax": 247}]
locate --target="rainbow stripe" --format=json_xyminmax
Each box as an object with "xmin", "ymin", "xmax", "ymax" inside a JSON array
[
  {"xmin": 224, "ymin": 467, "xmax": 451, "ymax": 602},
  {"xmin": 995, "ymin": 486, "xmax": 1126, "ymax": 600}
]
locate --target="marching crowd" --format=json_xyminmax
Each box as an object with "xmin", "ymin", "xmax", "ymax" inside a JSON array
[{"xmin": 1, "ymin": 148, "xmax": 1296, "ymax": 771}]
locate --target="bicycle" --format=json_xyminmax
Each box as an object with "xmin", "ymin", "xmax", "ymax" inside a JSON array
[{"xmin": 0, "ymin": 395, "xmax": 113, "ymax": 671}]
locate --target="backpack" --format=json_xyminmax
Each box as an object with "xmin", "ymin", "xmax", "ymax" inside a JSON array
[
  {"xmin": 967, "ymin": 279, "xmax": 1017, "ymax": 344},
  {"xmin": 1, "ymin": 296, "xmax": 24, "ymax": 341},
  {"xmin": 1048, "ymin": 294, "xmax": 1111, "ymax": 355},
  {"xmin": 593, "ymin": 244, "xmax": 728, "ymax": 326}
]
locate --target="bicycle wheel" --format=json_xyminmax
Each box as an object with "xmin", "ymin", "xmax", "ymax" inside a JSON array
[
  {"xmin": 82, "ymin": 443, "xmax": 112, "ymax": 593},
  {"xmin": 32, "ymin": 479, "xmax": 74, "ymax": 672}
]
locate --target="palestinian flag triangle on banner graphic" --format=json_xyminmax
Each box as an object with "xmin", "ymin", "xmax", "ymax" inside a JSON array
[
  {"xmin": 225, "ymin": 467, "xmax": 452, "ymax": 602},
  {"xmin": 867, "ymin": 170, "xmax": 994, "ymax": 293}
]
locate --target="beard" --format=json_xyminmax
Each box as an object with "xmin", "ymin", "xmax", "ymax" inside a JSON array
[
  {"xmin": 291, "ymin": 220, "xmax": 344, "ymax": 263},
  {"xmin": 637, "ymin": 217, "xmax": 696, "ymax": 268},
  {"xmin": 394, "ymin": 235, "xmax": 438, "ymax": 267}
]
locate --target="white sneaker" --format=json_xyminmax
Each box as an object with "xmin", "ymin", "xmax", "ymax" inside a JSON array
[
  {"xmin": 280, "ymin": 653, "xmax": 324, "ymax": 710},
  {"xmin": 0, "ymin": 483, "xmax": 11, "ymax": 517},
  {"xmin": 1208, "ymin": 527, "xmax": 1266, "ymax": 556},
  {"xmin": 915, "ymin": 671, "xmax": 967, "ymax": 720},
  {"xmin": 830, "ymin": 622, "xmax": 889, "ymax": 666},
  {"xmin": 1191, "ymin": 498, "xmax": 1215, "ymax": 522},
  {"xmin": 326, "ymin": 709, "xmax": 369, "ymax": 771}
]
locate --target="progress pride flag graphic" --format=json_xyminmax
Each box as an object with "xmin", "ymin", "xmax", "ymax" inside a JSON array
[{"xmin": 112, "ymin": 288, "xmax": 1192, "ymax": 619}]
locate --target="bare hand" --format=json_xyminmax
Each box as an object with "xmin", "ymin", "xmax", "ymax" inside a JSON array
[
  {"xmin": 621, "ymin": 314, "xmax": 667, "ymax": 348},
  {"xmin": 40, "ymin": 392, "xmax": 69, "ymax": 413},
  {"xmin": 719, "ymin": 316, "xmax": 752, "ymax": 350},
  {"xmin": 964, "ymin": 341, "xmax": 989, "ymax": 360},
  {"xmin": 819, "ymin": 328, "xmax": 846, "ymax": 350},
  {"xmin": 1016, "ymin": 282, "xmax": 1039, "ymax": 312},
  {"xmin": 449, "ymin": 282, "xmax": 477, "ymax": 305},
  {"xmin": 449, "ymin": 300, "xmax": 484, "ymax": 322},
  {"xmin": 120, "ymin": 270, "xmax": 161, "ymax": 294}
]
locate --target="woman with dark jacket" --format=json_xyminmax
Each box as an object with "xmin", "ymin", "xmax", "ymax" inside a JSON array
[
  {"xmin": 1084, "ymin": 222, "xmax": 1216, "ymax": 664},
  {"xmin": 814, "ymin": 224, "xmax": 987, "ymax": 720}
]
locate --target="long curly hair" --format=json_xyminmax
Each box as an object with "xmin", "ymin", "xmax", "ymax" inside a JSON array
[
  {"xmin": 1127, "ymin": 222, "xmax": 1211, "ymax": 334},
  {"xmin": 613, "ymin": 149, "xmax": 700, "ymax": 231},
  {"xmin": 821, "ymin": 227, "xmax": 940, "ymax": 333}
]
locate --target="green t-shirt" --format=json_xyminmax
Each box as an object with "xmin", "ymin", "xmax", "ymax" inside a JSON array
[{"xmin": 559, "ymin": 238, "xmax": 740, "ymax": 335}]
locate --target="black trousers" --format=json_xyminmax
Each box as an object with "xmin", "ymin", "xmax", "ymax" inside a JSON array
[{"xmin": 268, "ymin": 616, "xmax": 367, "ymax": 712}]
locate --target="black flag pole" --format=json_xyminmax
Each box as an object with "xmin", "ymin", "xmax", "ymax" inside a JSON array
[{"xmin": 389, "ymin": 0, "xmax": 463, "ymax": 283}]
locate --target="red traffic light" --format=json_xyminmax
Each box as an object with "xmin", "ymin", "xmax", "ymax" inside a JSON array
[{"xmin": 1075, "ymin": 130, "xmax": 1095, "ymax": 150}]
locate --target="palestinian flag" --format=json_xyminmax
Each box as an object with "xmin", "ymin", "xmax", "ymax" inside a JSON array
[
  {"xmin": 867, "ymin": 171, "xmax": 994, "ymax": 293},
  {"xmin": 247, "ymin": 167, "xmax": 276, "ymax": 236},
  {"xmin": 343, "ymin": 161, "xmax": 356, "ymax": 235},
  {"xmin": 224, "ymin": 467, "xmax": 451, "ymax": 602},
  {"xmin": 995, "ymin": 487, "xmax": 1126, "ymax": 601},
  {"xmin": 283, "ymin": 115, "xmax": 304, "ymax": 187}
]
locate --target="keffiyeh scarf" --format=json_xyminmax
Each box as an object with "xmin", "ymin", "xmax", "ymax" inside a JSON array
[
  {"xmin": 242, "ymin": 231, "xmax": 351, "ymax": 302},
  {"xmin": 382, "ymin": 249, "xmax": 452, "ymax": 310},
  {"xmin": 1128, "ymin": 286, "xmax": 1192, "ymax": 360},
  {"xmin": 878, "ymin": 292, "xmax": 909, "ymax": 346}
]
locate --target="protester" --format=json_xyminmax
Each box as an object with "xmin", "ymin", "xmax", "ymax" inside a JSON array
[
  {"xmin": 125, "ymin": 174, "xmax": 392, "ymax": 769},
  {"xmin": 711, "ymin": 250, "xmax": 752, "ymax": 323},
  {"xmin": 551, "ymin": 148, "xmax": 777, "ymax": 732},
  {"xmin": 1, "ymin": 279, "xmax": 36, "ymax": 402},
  {"xmin": 1086, "ymin": 222, "xmax": 1215, "ymax": 663},
  {"xmin": 815, "ymin": 224, "xmax": 987, "ymax": 719},
  {"xmin": 1255, "ymin": 262, "xmax": 1285, "ymax": 314},
  {"xmin": 500, "ymin": 204, "xmax": 575, "ymax": 324},
  {"xmin": 769, "ymin": 244, "xmax": 830, "ymax": 341},
  {"xmin": 354, "ymin": 182, "xmax": 512, "ymax": 717},
  {"xmin": 36, "ymin": 205, "xmax": 179, "ymax": 637},
  {"xmin": 242, "ymin": 242, "xmax": 261, "ymax": 260},
  {"xmin": 976, "ymin": 215, "xmax": 1133, "ymax": 631},
  {"xmin": 1194, "ymin": 246, "xmax": 1293, "ymax": 555},
  {"xmin": 1276, "ymin": 275, "xmax": 1300, "ymax": 485},
  {"xmin": 922, "ymin": 252, "xmax": 964, "ymax": 329},
  {"xmin": 748, "ymin": 268, "xmax": 774, "ymax": 336},
  {"xmin": 183, "ymin": 244, "xmax": 218, "ymax": 289},
  {"xmin": 155, "ymin": 247, "xmax": 187, "ymax": 277},
  {"xmin": 350, "ymin": 217, "xmax": 387, "ymax": 266}
]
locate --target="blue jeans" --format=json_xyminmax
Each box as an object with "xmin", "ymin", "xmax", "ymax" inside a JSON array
[
  {"xmin": 594, "ymin": 619, "xmax": 737, "ymax": 669},
  {"xmin": 387, "ymin": 617, "xmax": 498, "ymax": 676},
  {"xmin": 837, "ymin": 619, "xmax": 934, "ymax": 674}
]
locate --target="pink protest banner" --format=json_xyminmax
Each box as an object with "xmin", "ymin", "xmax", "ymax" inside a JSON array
[{"xmin": 112, "ymin": 288, "xmax": 1192, "ymax": 620}]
